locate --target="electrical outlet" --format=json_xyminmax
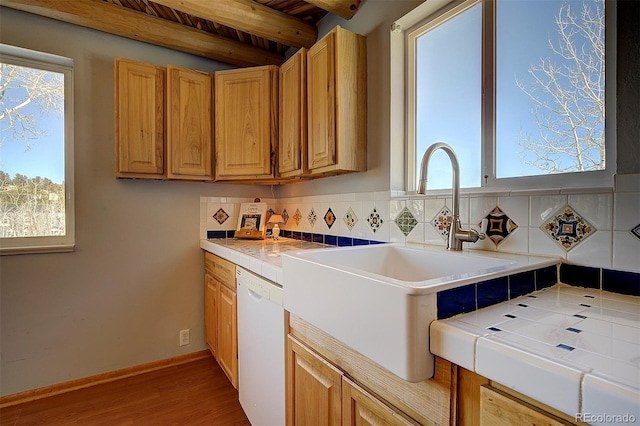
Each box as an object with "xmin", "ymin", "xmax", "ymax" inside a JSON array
[{"xmin": 179, "ymin": 329, "xmax": 190, "ymax": 346}]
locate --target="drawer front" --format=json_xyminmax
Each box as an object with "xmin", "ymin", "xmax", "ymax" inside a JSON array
[{"xmin": 205, "ymin": 252, "xmax": 236, "ymax": 288}]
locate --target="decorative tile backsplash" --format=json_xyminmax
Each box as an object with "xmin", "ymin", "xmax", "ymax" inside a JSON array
[
  {"xmin": 200, "ymin": 174, "xmax": 640, "ymax": 276},
  {"xmin": 482, "ymin": 206, "xmax": 518, "ymax": 247},
  {"xmin": 431, "ymin": 205, "xmax": 452, "ymax": 240},
  {"xmin": 395, "ymin": 207, "xmax": 418, "ymax": 236},
  {"xmin": 367, "ymin": 208, "xmax": 383, "ymax": 233},
  {"xmin": 540, "ymin": 205, "xmax": 595, "ymax": 251}
]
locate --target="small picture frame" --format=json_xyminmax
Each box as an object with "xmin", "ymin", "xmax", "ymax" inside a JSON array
[{"xmin": 234, "ymin": 202, "xmax": 267, "ymax": 239}]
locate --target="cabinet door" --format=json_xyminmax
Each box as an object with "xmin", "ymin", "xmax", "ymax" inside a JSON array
[
  {"xmin": 480, "ymin": 386, "xmax": 572, "ymax": 426},
  {"xmin": 342, "ymin": 377, "xmax": 419, "ymax": 426},
  {"xmin": 114, "ymin": 58, "xmax": 165, "ymax": 178},
  {"xmin": 167, "ymin": 66, "xmax": 213, "ymax": 180},
  {"xmin": 204, "ymin": 274, "xmax": 218, "ymax": 356},
  {"xmin": 307, "ymin": 32, "xmax": 336, "ymax": 171},
  {"xmin": 218, "ymin": 284, "xmax": 238, "ymax": 389},
  {"xmin": 279, "ymin": 48, "xmax": 307, "ymax": 178},
  {"xmin": 287, "ymin": 335, "xmax": 342, "ymax": 426},
  {"xmin": 214, "ymin": 66, "xmax": 277, "ymax": 180}
]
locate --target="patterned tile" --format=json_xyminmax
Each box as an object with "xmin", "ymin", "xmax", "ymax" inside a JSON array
[
  {"xmin": 213, "ymin": 208, "xmax": 229, "ymax": 225},
  {"xmin": 481, "ymin": 206, "xmax": 518, "ymax": 247},
  {"xmin": 324, "ymin": 208, "xmax": 336, "ymax": 229},
  {"xmin": 395, "ymin": 207, "xmax": 418, "ymax": 236},
  {"xmin": 631, "ymin": 224, "xmax": 640, "ymax": 240},
  {"xmin": 307, "ymin": 208, "xmax": 317, "ymax": 227},
  {"xmin": 292, "ymin": 209, "xmax": 302, "ymax": 226},
  {"xmin": 540, "ymin": 205, "xmax": 595, "ymax": 251},
  {"xmin": 431, "ymin": 205, "xmax": 452, "ymax": 240},
  {"xmin": 343, "ymin": 207, "xmax": 358, "ymax": 231},
  {"xmin": 281, "ymin": 209, "xmax": 290, "ymax": 225},
  {"xmin": 367, "ymin": 208, "xmax": 384, "ymax": 233}
]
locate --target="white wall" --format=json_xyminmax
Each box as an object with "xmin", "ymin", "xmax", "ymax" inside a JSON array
[{"xmin": 0, "ymin": 8, "xmax": 271, "ymax": 396}]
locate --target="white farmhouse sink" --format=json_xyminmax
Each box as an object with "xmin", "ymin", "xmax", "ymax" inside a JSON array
[{"xmin": 282, "ymin": 244, "xmax": 559, "ymax": 382}]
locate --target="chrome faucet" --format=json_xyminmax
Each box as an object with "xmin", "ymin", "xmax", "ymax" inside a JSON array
[{"xmin": 418, "ymin": 142, "xmax": 486, "ymax": 251}]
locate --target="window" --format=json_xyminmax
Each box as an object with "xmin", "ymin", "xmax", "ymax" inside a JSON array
[
  {"xmin": 399, "ymin": 0, "xmax": 614, "ymax": 193},
  {"xmin": 0, "ymin": 44, "xmax": 74, "ymax": 254}
]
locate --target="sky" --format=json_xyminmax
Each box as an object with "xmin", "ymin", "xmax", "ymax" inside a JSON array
[
  {"xmin": 415, "ymin": 0, "xmax": 603, "ymax": 190},
  {"xmin": 0, "ymin": 70, "xmax": 65, "ymax": 184}
]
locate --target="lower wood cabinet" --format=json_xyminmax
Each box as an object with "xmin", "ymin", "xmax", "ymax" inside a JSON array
[
  {"xmin": 458, "ymin": 367, "xmax": 578, "ymax": 426},
  {"xmin": 286, "ymin": 334, "xmax": 420, "ymax": 426},
  {"xmin": 217, "ymin": 283, "xmax": 238, "ymax": 388},
  {"xmin": 204, "ymin": 252, "xmax": 238, "ymax": 388},
  {"xmin": 204, "ymin": 274, "xmax": 217, "ymax": 356},
  {"xmin": 287, "ymin": 335, "xmax": 342, "ymax": 426},
  {"xmin": 480, "ymin": 386, "xmax": 572, "ymax": 426}
]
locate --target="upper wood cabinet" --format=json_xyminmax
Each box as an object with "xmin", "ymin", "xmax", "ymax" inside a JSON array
[
  {"xmin": 278, "ymin": 48, "xmax": 307, "ymax": 179},
  {"xmin": 114, "ymin": 58, "xmax": 165, "ymax": 178},
  {"xmin": 214, "ymin": 65, "xmax": 278, "ymax": 181},
  {"xmin": 307, "ymin": 26, "xmax": 367, "ymax": 176},
  {"xmin": 166, "ymin": 65, "xmax": 213, "ymax": 180}
]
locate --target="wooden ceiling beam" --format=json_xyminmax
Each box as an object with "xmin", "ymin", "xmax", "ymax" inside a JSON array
[
  {"xmin": 304, "ymin": 0, "xmax": 361, "ymax": 20},
  {"xmin": 150, "ymin": 0, "xmax": 318, "ymax": 48},
  {"xmin": 2, "ymin": 0, "xmax": 286, "ymax": 67}
]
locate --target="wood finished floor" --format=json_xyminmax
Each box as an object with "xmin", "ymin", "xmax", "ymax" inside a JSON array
[{"xmin": 0, "ymin": 356, "xmax": 251, "ymax": 426}]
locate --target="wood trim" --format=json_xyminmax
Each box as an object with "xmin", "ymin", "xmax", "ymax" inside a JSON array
[
  {"xmin": 152, "ymin": 0, "xmax": 318, "ymax": 48},
  {"xmin": 0, "ymin": 350, "xmax": 211, "ymax": 408},
  {"xmin": 305, "ymin": 0, "xmax": 362, "ymax": 20},
  {"xmin": 2, "ymin": 0, "xmax": 285, "ymax": 67}
]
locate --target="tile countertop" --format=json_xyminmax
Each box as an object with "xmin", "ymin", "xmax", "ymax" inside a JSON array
[
  {"xmin": 200, "ymin": 237, "xmax": 328, "ymax": 284},
  {"xmin": 431, "ymin": 284, "xmax": 640, "ymax": 423}
]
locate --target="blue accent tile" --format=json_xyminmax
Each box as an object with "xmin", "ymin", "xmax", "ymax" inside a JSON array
[
  {"xmin": 566, "ymin": 327, "xmax": 582, "ymax": 333},
  {"xmin": 282, "ymin": 230, "xmax": 292, "ymax": 238},
  {"xmin": 312, "ymin": 233, "xmax": 324, "ymax": 244},
  {"xmin": 556, "ymin": 343, "xmax": 575, "ymax": 351},
  {"xmin": 517, "ymin": 303, "xmax": 529, "ymax": 308},
  {"xmin": 560, "ymin": 264, "xmax": 600, "ymax": 289},
  {"xmin": 369, "ymin": 240, "xmax": 386, "ymax": 245},
  {"xmin": 477, "ymin": 277, "xmax": 508, "ymax": 309},
  {"xmin": 338, "ymin": 237, "xmax": 353, "ymax": 247},
  {"xmin": 602, "ymin": 269, "xmax": 640, "ymax": 296},
  {"xmin": 207, "ymin": 230, "xmax": 227, "ymax": 239},
  {"xmin": 536, "ymin": 266, "xmax": 558, "ymax": 290},
  {"xmin": 352, "ymin": 238, "xmax": 369, "ymax": 246},
  {"xmin": 324, "ymin": 235, "xmax": 338, "ymax": 246},
  {"xmin": 574, "ymin": 314, "xmax": 587, "ymax": 319},
  {"xmin": 510, "ymin": 271, "xmax": 535, "ymax": 298},
  {"xmin": 437, "ymin": 283, "xmax": 476, "ymax": 319},
  {"xmin": 291, "ymin": 231, "xmax": 302, "ymax": 240},
  {"xmin": 504, "ymin": 314, "xmax": 517, "ymax": 318},
  {"xmin": 488, "ymin": 327, "xmax": 502, "ymax": 332},
  {"xmin": 302, "ymin": 232, "xmax": 313, "ymax": 242}
]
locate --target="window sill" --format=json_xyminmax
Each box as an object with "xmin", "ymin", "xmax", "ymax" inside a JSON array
[
  {"xmin": 394, "ymin": 185, "xmax": 614, "ymax": 200},
  {"xmin": 1, "ymin": 243, "xmax": 75, "ymax": 256}
]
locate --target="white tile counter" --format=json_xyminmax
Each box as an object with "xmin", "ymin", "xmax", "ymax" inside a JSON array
[
  {"xmin": 431, "ymin": 284, "xmax": 640, "ymax": 423},
  {"xmin": 200, "ymin": 237, "xmax": 327, "ymax": 284}
]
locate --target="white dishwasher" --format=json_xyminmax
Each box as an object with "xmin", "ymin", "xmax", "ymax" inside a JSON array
[{"xmin": 236, "ymin": 267, "xmax": 285, "ymax": 426}]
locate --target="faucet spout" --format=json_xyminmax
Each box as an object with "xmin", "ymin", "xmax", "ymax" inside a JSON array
[{"xmin": 417, "ymin": 142, "xmax": 483, "ymax": 251}]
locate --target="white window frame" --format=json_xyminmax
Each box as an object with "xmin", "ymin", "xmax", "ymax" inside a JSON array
[
  {"xmin": 0, "ymin": 44, "xmax": 75, "ymax": 255},
  {"xmin": 392, "ymin": 0, "xmax": 616, "ymax": 195}
]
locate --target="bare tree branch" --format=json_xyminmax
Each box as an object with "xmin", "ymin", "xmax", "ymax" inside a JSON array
[{"xmin": 515, "ymin": 0, "xmax": 605, "ymax": 173}]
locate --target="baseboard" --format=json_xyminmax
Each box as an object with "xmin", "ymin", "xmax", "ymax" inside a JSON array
[{"xmin": 0, "ymin": 349, "xmax": 212, "ymax": 408}]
